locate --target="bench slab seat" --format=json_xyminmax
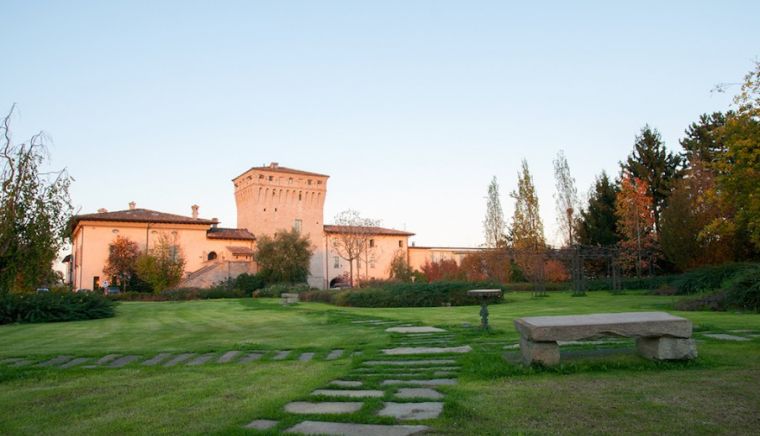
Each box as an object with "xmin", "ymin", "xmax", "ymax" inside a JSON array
[{"xmin": 514, "ymin": 312, "xmax": 697, "ymax": 365}]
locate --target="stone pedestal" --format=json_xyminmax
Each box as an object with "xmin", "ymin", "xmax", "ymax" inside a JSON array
[
  {"xmin": 636, "ymin": 337, "xmax": 698, "ymax": 360},
  {"xmin": 519, "ymin": 337, "xmax": 560, "ymax": 366}
]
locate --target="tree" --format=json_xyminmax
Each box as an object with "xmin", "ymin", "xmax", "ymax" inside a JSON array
[
  {"xmin": 420, "ymin": 258, "xmax": 462, "ymax": 282},
  {"xmin": 553, "ymin": 150, "xmax": 579, "ymax": 246},
  {"xmin": 135, "ymin": 233, "xmax": 186, "ymax": 292},
  {"xmin": 483, "ymin": 176, "xmax": 506, "ymax": 248},
  {"xmin": 577, "ymin": 171, "xmax": 620, "ymax": 247},
  {"xmin": 713, "ymin": 61, "xmax": 760, "ymax": 253},
  {"xmin": 509, "ymin": 159, "xmax": 545, "ymax": 251},
  {"xmin": 615, "ymin": 173, "xmax": 657, "ymax": 277},
  {"xmin": 103, "ymin": 236, "xmax": 140, "ymax": 291},
  {"xmin": 388, "ymin": 251, "xmax": 414, "ymax": 282},
  {"xmin": 254, "ymin": 228, "xmax": 312, "ymax": 284},
  {"xmin": 680, "ymin": 111, "xmax": 731, "ymax": 167},
  {"xmin": 0, "ymin": 105, "xmax": 73, "ymax": 293},
  {"xmin": 331, "ymin": 210, "xmax": 379, "ymax": 287},
  {"xmin": 459, "ymin": 250, "xmax": 511, "ymax": 283},
  {"xmin": 621, "ymin": 125, "xmax": 683, "ymax": 235}
]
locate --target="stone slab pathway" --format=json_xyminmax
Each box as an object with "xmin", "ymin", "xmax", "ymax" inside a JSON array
[
  {"xmin": 395, "ymin": 388, "xmax": 444, "ymax": 399},
  {"xmin": 187, "ymin": 353, "xmax": 215, "ymax": 366},
  {"xmin": 37, "ymin": 356, "xmax": 71, "ymax": 367},
  {"xmin": 163, "ymin": 353, "xmax": 195, "ymax": 367},
  {"xmin": 217, "ymin": 351, "xmax": 240, "ymax": 363},
  {"xmin": 382, "ymin": 345, "xmax": 472, "ymax": 355},
  {"xmin": 142, "ymin": 353, "xmax": 172, "ymax": 366},
  {"xmin": 285, "ymin": 421, "xmax": 429, "ymax": 436},
  {"xmin": 703, "ymin": 333, "xmax": 750, "ymax": 341},
  {"xmin": 285, "ymin": 401, "xmax": 363, "ymax": 414},
  {"xmin": 273, "ymin": 350, "xmax": 291, "ymax": 360},
  {"xmin": 330, "ymin": 380, "xmax": 362, "ymax": 387},
  {"xmin": 109, "ymin": 355, "xmax": 140, "ymax": 368},
  {"xmin": 326, "ymin": 349, "xmax": 344, "ymax": 360},
  {"xmin": 386, "ymin": 326, "xmax": 446, "ymax": 333},
  {"xmin": 59, "ymin": 357, "xmax": 90, "ymax": 369},
  {"xmin": 298, "ymin": 352, "xmax": 315, "ymax": 362},
  {"xmin": 244, "ymin": 419, "xmax": 278, "ymax": 430},
  {"xmin": 238, "ymin": 352, "xmax": 263, "ymax": 363},
  {"xmin": 381, "ymin": 378, "xmax": 457, "ymax": 386},
  {"xmin": 378, "ymin": 402, "xmax": 444, "ymax": 420},
  {"xmin": 362, "ymin": 359, "xmax": 456, "ymax": 366},
  {"xmin": 312, "ymin": 389, "xmax": 384, "ymax": 398}
]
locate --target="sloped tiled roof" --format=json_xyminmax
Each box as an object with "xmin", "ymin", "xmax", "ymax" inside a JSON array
[
  {"xmin": 72, "ymin": 208, "xmax": 217, "ymax": 226},
  {"xmin": 207, "ymin": 227, "xmax": 256, "ymax": 241},
  {"xmin": 233, "ymin": 163, "xmax": 328, "ymax": 181},
  {"xmin": 226, "ymin": 246, "xmax": 254, "ymax": 255},
  {"xmin": 324, "ymin": 225, "xmax": 415, "ymax": 237}
]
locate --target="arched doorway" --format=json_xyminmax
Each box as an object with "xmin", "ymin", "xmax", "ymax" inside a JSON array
[{"xmin": 207, "ymin": 251, "xmax": 218, "ymax": 261}]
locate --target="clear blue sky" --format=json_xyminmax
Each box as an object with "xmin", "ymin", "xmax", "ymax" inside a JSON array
[{"xmin": 2, "ymin": 1, "xmax": 758, "ymax": 248}]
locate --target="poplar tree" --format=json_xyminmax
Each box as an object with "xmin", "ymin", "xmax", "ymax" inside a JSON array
[
  {"xmin": 552, "ymin": 150, "xmax": 579, "ymax": 247},
  {"xmin": 509, "ymin": 160, "xmax": 545, "ymax": 251},
  {"xmin": 483, "ymin": 176, "xmax": 506, "ymax": 248}
]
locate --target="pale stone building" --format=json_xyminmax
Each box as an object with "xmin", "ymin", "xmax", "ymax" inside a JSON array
[{"xmin": 67, "ymin": 163, "xmax": 420, "ymax": 290}]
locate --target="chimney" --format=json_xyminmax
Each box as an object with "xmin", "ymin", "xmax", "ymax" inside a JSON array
[
  {"xmin": 128, "ymin": 201, "xmax": 136, "ymax": 210},
  {"xmin": 269, "ymin": 162, "xmax": 279, "ymax": 169},
  {"xmin": 191, "ymin": 204, "xmax": 199, "ymax": 219},
  {"xmin": 97, "ymin": 208, "xmax": 108, "ymax": 214},
  {"xmin": 211, "ymin": 218, "xmax": 218, "ymax": 229}
]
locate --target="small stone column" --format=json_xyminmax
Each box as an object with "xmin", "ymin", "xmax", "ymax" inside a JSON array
[
  {"xmin": 519, "ymin": 336, "xmax": 560, "ymax": 366},
  {"xmin": 636, "ymin": 337, "xmax": 698, "ymax": 360}
]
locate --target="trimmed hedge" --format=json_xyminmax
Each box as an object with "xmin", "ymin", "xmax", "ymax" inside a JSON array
[
  {"xmin": 253, "ymin": 283, "xmax": 311, "ymax": 298},
  {"xmin": 110, "ymin": 287, "xmax": 245, "ymax": 301},
  {"xmin": 0, "ymin": 291, "xmax": 116, "ymax": 324},
  {"xmin": 672, "ymin": 263, "xmax": 758, "ymax": 295},
  {"xmin": 723, "ymin": 266, "xmax": 760, "ymax": 311},
  {"xmin": 302, "ymin": 281, "xmax": 505, "ymax": 308}
]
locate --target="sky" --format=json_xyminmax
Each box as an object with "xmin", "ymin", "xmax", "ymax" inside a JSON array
[{"xmin": 2, "ymin": 1, "xmax": 758, "ymax": 251}]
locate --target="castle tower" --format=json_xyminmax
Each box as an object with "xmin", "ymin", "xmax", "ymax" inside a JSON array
[{"xmin": 233, "ymin": 162, "xmax": 329, "ymax": 288}]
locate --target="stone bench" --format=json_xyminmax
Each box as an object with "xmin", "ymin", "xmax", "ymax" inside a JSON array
[
  {"xmin": 513, "ymin": 311, "xmax": 697, "ymax": 366},
  {"xmin": 281, "ymin": 293, "xmax": 299, "ymax": 305}
]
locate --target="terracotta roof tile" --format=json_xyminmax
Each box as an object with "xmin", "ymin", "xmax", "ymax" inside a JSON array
[
  {"xmin": 324, "ymin": 225, "xmax": 414, "ymax": 236},
  {"xmin": 233, "ymin": 163, "xmax": 329, "ymax": 181},
  {"xmin": 207, "ymin": 227, "xmax": 256, "ymax": 241},
  {"xmin": 72, "ymin": 208, "xmax": 217, "ymax": 226}
]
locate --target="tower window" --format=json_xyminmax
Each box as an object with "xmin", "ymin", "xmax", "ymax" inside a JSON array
[
  {"xmin": 398, "ymin": 240, "xmax": 403, "ymax": 248},
  {"xmin": 268, "ymin": 176, "xmax": 273, "ymax": 181},
  {"xmin": 369, "ymin": 239, "xmax": 375, "ymax": 248},
  {"xmin": 294, "ymin": 219, "xmax": 302, "ymax": 233},
  {"xmin": 334, "ymin": 256, "xmax": 340, "ymax": 268}
]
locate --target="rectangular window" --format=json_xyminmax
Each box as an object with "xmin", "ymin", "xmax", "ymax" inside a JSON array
[
  {"xmin": 333, "ymin": 256, "xmax": 340, "ymax": 268},
  {"xmin": 398, "ymin": 240, "xmax": 403, "ymax": 248},
  {"xmin": 294, "ymin": 219, "xmax": 302, "ymax": 233},
  {"xmin": 369, "ymin": 239, "xmax": 375, "ymax": 248}
]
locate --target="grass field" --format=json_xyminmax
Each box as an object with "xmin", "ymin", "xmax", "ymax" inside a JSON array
[{"xmin": 1, "ymin": 291, "xmax": 759, "ymax": 434}]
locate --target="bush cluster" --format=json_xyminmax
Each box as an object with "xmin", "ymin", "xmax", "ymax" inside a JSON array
[
  {"xmin": 674, "ymin": 263, "xmax": 760, "ymax": 312},
  {"xmin": 0, "ymin": 291, "xmax": 116, "ymax": 324},
  {"xmin": 301, "ymin": 281, "xmax": 505, "ymax": 308},
  {"xmin": 252, "ymin": 283, "xmax": 311, "ymax": 298},
  {"xmin": 110, "ymin": 286, "xmax": 245, "ymax": 301},
  {"xmin": 671, "ymin": 263, "xmax": 758, "ymax": 295}
]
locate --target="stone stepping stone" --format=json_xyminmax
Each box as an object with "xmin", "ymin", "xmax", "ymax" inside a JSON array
[
  {"xmin": 37, "ymin": 355, "xmax": 72, "ymax": 367},
  {"xmin": 163, "ymin": 353, "xmax": 195, "ymax": 367},
  {"xmin": 109, "ymin": 355, "xmax": 140, "ymax": 368},
  {"xmin": 382, "ymin": 346, "xmax": 472, "ymax": 355},
  {"xmin": 244, "ymin": 419, "xmax": 278, "ymax": 430},
  {"xmin": 330, "ymin": 380, "xmax": 363, "ymax": 387},
  {"xmin": 326, "ymin": 349, "xmax": 344, "ymax": 360},
  {"xmin": 238, "ymin": 352, "xmax": 263, "ymax": 363},
  {"xmin": 285, "ymin": 401, "xmax": 363, "ymax": 414},
  {"xmin": 142, "ymin": 353, "xmax": 172, "ymax": 366},
  {"xmin": 273, "ymin": 350, "xmax": 291, "ymax": 360},
  {"xmin": 386, "ymin": 326, "xmax": 446, "ymax": 333},
  {"xmin": 94, "ymin": 354, "xmax": 120, "ymax": 365},
  {"xmin": 363, "ymin": 359, "xmax": 456, "ymax": 366},
  {"xmin": 395, "ymin": 388, "xmax": 444, "ymax": 400},
  {"xmin": 378, "ymin": 402, "xmax": 444, "ymax": 420},
  {"xmin": 312, "ymin": 389, "xmax": 384, "ymax": 398},
  {"xmin": 3, "ymin": 358, "xmax": 33, "ymax": 367},
  {"xmin": 381, "ymin": 379, "xmax": 457, "ymax": 386},
  {"xmin": 285, "ymin": 421, "xmax": 428, "ymax": 436},
  {"xmin": 187, "ymin": 353, "xmax": 215, "ymax": 366},
  {"xmin": 703, "ymin": 333, "xmax": 750, "ymax": 341},
  {"xmin": 351, "ymin": 319, "xmax": 383, "ymax": 324},
  {"xmin": 217, "ymin": 351, "xmax": 241, "ymax": 363},
  {"xmin": 298, "ymin": 352, "xmax": 315, "ymax": 362},
  {"xmin": 60, "ymin": 357, "xmax": 90, "ymax": 369}
]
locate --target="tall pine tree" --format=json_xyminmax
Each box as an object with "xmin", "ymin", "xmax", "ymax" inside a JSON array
[
  {"xmin": 622, "ymin": 125, "xmax": 682, "ymax": 235},
  {"xmin": 577, "ymin": 171, "xmax": 619, "ymax": 247}
]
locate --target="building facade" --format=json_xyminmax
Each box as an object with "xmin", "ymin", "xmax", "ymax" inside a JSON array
[{"xmin": 67, "ymin": 162, "xmax": 426, "ymax": 290}]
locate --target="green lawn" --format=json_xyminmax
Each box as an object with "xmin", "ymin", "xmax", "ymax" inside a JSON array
[{"xmin": 1, "ymin": 291, "xmax": 759, "ymax": 434}]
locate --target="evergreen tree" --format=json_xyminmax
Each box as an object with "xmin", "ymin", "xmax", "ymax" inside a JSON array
[
  {"xmin": 483, "ymin": 176, "xmax": 506, "ymax": 248},
  {"xmin": 255, "ymin": 228, "xmax": 313, "ymax": 284},
  {"xmin": 622, "ymin": 126, "xmax": 683, "ymax": 235},
  {"xmin": 680, "ymin": 111, "xmax": 731, "ymax": 167},
  {"xmin": 509, "ymin": 160, "xmax": 545, "ymax": 251},
  {"xmin": 577, "ymin": 171, "xmax": 619, "ymax": 247},
  {"xmin": 552, "ymin": 150, "xmax": 579, "ymax": 246}
]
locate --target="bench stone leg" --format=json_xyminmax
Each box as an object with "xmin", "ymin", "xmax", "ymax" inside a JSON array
[
  {"xmin": 636, "ymin": 337, "xmax": 697, "ymax": 360},
  {"xmin": 519, "ymin": 337, "xmax": 560, "ymax": 366}
]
